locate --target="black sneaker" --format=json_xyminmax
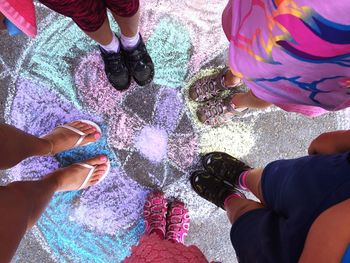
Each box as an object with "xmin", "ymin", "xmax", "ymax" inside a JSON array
[
  {"xmin": 202, "ymin": 152, "xmax": 251, "ymax": 189},
  {"xmin": 190, "ymin": 170, "xmax": 245, "ymax": 210},
  {"xmin": 99, "ymin": 46, "xmax": 131, "ymax": 91},
  {"xmin": 122, "ymin": 35, "xmax": 154, "ymax": 86}
]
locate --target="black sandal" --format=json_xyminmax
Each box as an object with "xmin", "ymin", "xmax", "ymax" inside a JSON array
[
  {"xmin": 202, "ymin": 152, "xmax": 251, "ymax": 188},
  {"xmin": 190, "ymin": 170, "xmax": 244, "ymax": 210}
]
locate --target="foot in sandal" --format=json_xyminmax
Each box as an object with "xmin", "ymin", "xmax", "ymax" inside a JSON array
[
  {"xmin": 46, "ymin": 155, "xmax": 110, "ymax": 192},
  {"xmin": 41, "ymin": 120, "xmax": 102, "ymax": 155}
]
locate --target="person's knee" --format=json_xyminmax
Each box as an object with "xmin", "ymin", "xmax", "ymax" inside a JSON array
[{"xmin": 227, "ymin": 201, "xmax": 263, "ymax": 224}]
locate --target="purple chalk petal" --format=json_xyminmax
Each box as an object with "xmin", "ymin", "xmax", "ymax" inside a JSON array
[
  {"xmin": 153, "ymin": 88, "xmax": 184, "ymax": 133},
  {"xmin": 73, "ymin": 167, "xmax": 148, "ymax": 235},
  {"xmin": 8, "ymin": 156, "xmax": 60, "ymax": 182},
  {"xmin": 74, "ymin": 52, "xmax": 134, "ymax": 116},
  {"xmin": 10, "ymin": 78, "xmax": 100, "ymax": 136}
]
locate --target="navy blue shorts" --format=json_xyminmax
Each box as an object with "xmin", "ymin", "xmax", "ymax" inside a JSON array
[{"xmin": 230, "ymin": 152, "xmax": 350, "ymax": 263}]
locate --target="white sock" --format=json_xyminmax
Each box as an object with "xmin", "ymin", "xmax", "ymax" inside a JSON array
[
  {"xmin": 120, "ymin": 32, "xmax": 140, "ymax": 50},
  {"xmin": 99, "ymin": 34, "xmax": 120, "ymax": 53}
]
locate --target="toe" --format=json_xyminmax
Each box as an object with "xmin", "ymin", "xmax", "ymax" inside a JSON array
[
  {"xmin": 82, "ymin": 156, "xmax": 109, "ymax": 186},
  {"xmin": 91, "ymin": 172, "xmax": 105, "ymax": 181},
  {"xmin": 80, "ymin": 126, "xmax": 96, "ymax": 134},
  {"xmin": 94, "ymin": 165, "xmax": 108, "ymax": 173},
  {"xmin": 189, "ymin": 87, "xmax": 199, "ymax": 101},
  {"xmin": 69, "ymin": 121, "xmax": 81, "ymax": 126},
  {"xmin": 85, "ymin": 155, "xmax": 108, "ymax": 166},
  {"xmin": 196, "ymin": 108, "xmax": 207, "ymax": 123},
  {"xmin": 89, "ymin": 179, "xmax": 100, "ymax": 186},
  {"xmin": 84, "ymin": 132, "xmax": 101, "ymax": 143}
]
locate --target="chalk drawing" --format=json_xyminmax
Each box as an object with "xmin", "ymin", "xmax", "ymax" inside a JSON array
[{"xmin": 2, "ymin": 1, "xmax": 262, "ymax": 262}]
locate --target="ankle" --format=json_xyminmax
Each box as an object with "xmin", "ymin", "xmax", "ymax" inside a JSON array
[
  {"xmin": 43, "ymin": 172, "xmax": 61, "ymax": 192},
  {"xmin": 120, "ymin": 32, "xmax": 140, "ymax": 50},
  {"xmin": 224, "ymin": 70, "xmax": 240, "ymax": 87},
  {"xmin": 99, "ymin": 34, "xmax": 120, "ymax": 53},
  {"xmin": 230, "ymin": 93, "xmax": 246, "ymax": 108},
  {"xmin": 36, "ymin": 138, "xmax": 53, "ymax": 156},
  {"xmin": 224, "ymin": 192, "xmax": 245, "ymax": 209},
  {"xmin": 238, "ymin": 170, "xmax": 250, "ymax": 191}
]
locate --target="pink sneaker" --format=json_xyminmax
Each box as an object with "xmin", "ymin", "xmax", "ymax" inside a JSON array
[
  {"xmin": 165, "ymin": 200, "xmax": 190, "ymax": 244},
  {"xmin": 144, "ymin": 191, "xmax": 167, "ymax": 238}
]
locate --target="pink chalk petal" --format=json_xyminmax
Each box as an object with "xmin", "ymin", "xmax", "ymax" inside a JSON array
[
  {"xmin": 107, "ymin": 108, "xmax": 146, "ymax": 150},
  {"xmin": 74, "ymin": 51, "xmax": 135, "ymax": 115}
]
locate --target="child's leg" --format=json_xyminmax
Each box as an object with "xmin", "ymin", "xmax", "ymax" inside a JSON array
[
  {"xmin": 225, "ymin": 69, "xmax": 271, "ymax": 109},
  {"xmin": 0, "ymin": 156, "xmax": 108, "ymax": 262},
  {"xmin": 107, "ymin": 0, "xmax": 154, "ymax": 87},
  {"xmin": 195, "ymin": 72, "xmax": 272, "ymax": 125},
  {"xmin": 231, "ymin": 90, "xmax": 272, "ymax": 109},
  {"xmin": 225, "ymin": 197, "xmax": 264, "ymax": 224},
  {"xmin": 38, "ymin": 0, "xmax": 114, "ymax": 46},
  {"xmin": 112, "ymin": 8, "xmax": 140, "ymax": 38},
  {"xmin": 201, "ymin": 152, "xmax": 266, "ymax": 203},
  {"xmin": 83, "ymin": 18, "xmax": 114, "ymax": 46},
  {"xmin": 242, "ymin": 168, "xmax": 266, "ymax": 204},
  {"xmin": 0, "ymin": 178, "xmax": 57, "ymax": 262}
]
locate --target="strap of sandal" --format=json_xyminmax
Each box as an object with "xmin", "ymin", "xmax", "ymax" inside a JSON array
[
  {"xmin": 58, "ymin": 124, "xmax": 87, "ymax": 147},
  {"xmin": 76, "ymin": 163, "xmax": 96, "ymax": 190},
  {"xmin": 45, "ymin": 139, "xmax": 54, "ymax": 156}
]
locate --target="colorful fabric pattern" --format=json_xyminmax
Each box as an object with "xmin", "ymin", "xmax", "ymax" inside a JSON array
[{"xmin": 223, "ymin": 0, "xmax": 350, "ymax": 116}]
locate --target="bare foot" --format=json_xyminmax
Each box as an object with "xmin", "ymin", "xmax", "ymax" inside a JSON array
[
  {"xmin": 46, "ymin": 155, "xmax": 109, "ymax": 192},
  {"xmin": 41, "ymin": 121, "xmax": 101, "ymax": 155}
]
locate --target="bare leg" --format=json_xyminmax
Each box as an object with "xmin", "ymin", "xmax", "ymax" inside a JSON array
[
  {"xmin": 0, "ymin": 156, "xmax": 108, "ymax": 262},
  {"xmin": 223, "ymin": 70, "xmax": 272, "ymax": 109},
  {"xmin": 84, "ymin": 18, "xmax": 114, "ymax": 45},
  {"xmin": 245, "ymin": 168, "xmax": 265, "ymax": 203},
  {"xmin": 231, "ymin": 91, "xmax": 272, "ymax": 109},
  {"xmin": 0, "ymin": 124, "xmax": 51, "ymax": 169},
  {"xmin": 83, "ymin": 9, "xmax": 140, "ymax": 45},
  {"xmin": 112, "ymin": 9, "xmax": 140, "ymax": 37},
  {"xmin": 225, "ymin": 197, "xmax": 264, "ymax": 224},
  {"xmin": 0, "ymin": 122, "xmax": 100, "ymax": 170}
]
